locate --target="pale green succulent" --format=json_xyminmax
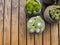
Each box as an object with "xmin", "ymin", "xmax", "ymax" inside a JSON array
[{"xmin": 27, "ymin": 16, "xmax": 45, "ymax": 33}]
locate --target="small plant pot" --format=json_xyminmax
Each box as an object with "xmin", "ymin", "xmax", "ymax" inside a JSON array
[
  {"xmin": 41, "ymin": 0, "xmax": 55, "ymax": 5},
  {"xmin": 27, "ymin": 16, "xmax": 45, "ymax": 34},
  {"xmin": 44, "ymin": 5, "xmax": 60, "ymax": 23},
  {"xmin": 25, "ymin": 0, "xmax": 42, "ymax": 17}
]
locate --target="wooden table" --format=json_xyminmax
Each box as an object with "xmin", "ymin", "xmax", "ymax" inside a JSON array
[{"xmin": 0, "ymin": 0, "xmax": 60, "ymax": 45}]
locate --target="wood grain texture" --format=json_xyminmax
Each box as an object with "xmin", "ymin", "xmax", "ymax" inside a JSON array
[
  {"xmin": 35, "ymin": 34, "xmax": 42, "ymax": 45},
  {"xmin": 4, "ymin": 0, "xmax": 11, "ymax": 45},
  {"xmin": 11, "ymin": 0, "xmax": 18, "ymax": 45},
  {"xmin": 19, "ymin": 0, "xmax": 26, "ymax": 45},
  {"xmin": 58, "ymin": 22, "xmax": 60, "ymax": 45},
  {"xmin": 0, "ymin": 0, "xmax": 4, "ymax": 45},
  {"xmin": 0, "ymin": 0, "xmax": 59, "ymax": 45},
  {"xmin": 43, "ymin": 23, "xmax": 50, "ymax": 45},
  {"xmin": 51, "ymin": 23, "xmax": 58, "ymax": 45},
  {"xmin": 27, "ymin": 33, "xmax": 34, "ymax": 45}
]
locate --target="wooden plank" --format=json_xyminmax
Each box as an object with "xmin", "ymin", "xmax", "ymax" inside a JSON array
[
  {"xmin": 4, "ymin": 0, "xmax": 11, "ymax": 45},
  {"xmin": 35, "ymin": 34, "xmax": 42, "ymax": 45},
  {"xmin": 27, "ymin": 32, "xmax": 34, "ymax": 45},
  {"xmin": 59, "ymin": 21, "xmax": 60, "ymax": 45},
  {"xmin": 11, "ymin": 0, "xmax": 18, "ymax": 45},
  {"xmin": 19, "ymin": 0, "xmax": 26, "ymax": 45},
  {"xmin": 43, "ymin": 23, "xmax": 50, "ymax": 45},
  {"xmin": 51, "ymin": 23, "xmax": 58, "ymax": 45},
  {"xmin": 57, "ymin": 2, "xmax": 60, "ymax": 45},
  {"xmin": 0, "ymin": 0, "xmax": 4, "ymax": 45}
]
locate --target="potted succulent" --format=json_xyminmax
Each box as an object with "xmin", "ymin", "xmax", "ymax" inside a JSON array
[
  {"xmin": 25, "ymin": 0, "xmax": 42, "ymax": 17},
  {"xmin": 27, "ymin": 16, "xmax": 45, "ymax": 33},
  {"xmin": 44, "ymin": 5, "xmax": 60, "ymax": 23}
]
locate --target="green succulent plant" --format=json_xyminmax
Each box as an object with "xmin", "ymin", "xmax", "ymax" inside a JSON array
[
  {"xmin": 49, "ymin": 6, "xmax": 60, "ymax": 21},
  {"xmin": 25, "ymin": 0, "xmax": 41, "ymax": 15},
  {"xmin": 27, "ymin": 16, "xmax": 45, "ymax": 33}
]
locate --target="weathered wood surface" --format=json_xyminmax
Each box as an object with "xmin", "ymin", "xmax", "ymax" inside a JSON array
[
  {"xmin": 4, "ymin": 0, "xmax": 11, "ymax": 45},
  {"xmin": 0, "ymin": 0, "xmax": 4, "ymax": 45},
  {"xmin": 0, "ymin": 0, "xmax": 59, "ymax": 45},
  {"xmin": 20, "ymin": 0, "xmax": 26, "ymax": 45}
]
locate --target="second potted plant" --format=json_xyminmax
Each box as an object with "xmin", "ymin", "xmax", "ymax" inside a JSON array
[{"xmin": 44, "ymin": 5, "xmax": 60, "ymax": 23}]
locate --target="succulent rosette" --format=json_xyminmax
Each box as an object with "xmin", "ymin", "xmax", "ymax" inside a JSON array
[
  {"xmin": 25, "ymin": 0, "xmax": 42, "ymax": 15},
  {"xmin": 27, "ymin": 16, "xmax": 45, "ymax": 33}
]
